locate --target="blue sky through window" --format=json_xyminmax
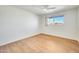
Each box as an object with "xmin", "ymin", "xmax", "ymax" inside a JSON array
[
  {"xmin": 53, "ymin": 16, "xmax": 64, "ymax": 23},
  {"xmin": 48, "ymin": 15, "xmax": 64, "ymax": 24}
]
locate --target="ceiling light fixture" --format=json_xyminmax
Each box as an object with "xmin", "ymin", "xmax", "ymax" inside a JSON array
[{"xmin": 43, "ymin": 7, "xmax": 56, "ymax": 12}]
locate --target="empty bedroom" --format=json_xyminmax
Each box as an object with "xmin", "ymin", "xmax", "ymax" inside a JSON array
[{"xmin": 0, "ymin": 5, "xmax": 79, "ymax": 53}]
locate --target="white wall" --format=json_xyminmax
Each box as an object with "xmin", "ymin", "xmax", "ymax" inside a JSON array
[
  {"xmin": 77, "ymin": 7, "xmax": 79, "ymax": 39},
  {"xmin": 0, "ymin": 6, "xmax": 40, "ymax": 45},
  {"xmin": 41, "ymin": 8, "xmax": 78, "ymax": 40},
  {"xmin": 0, "ymin": 6, "xmax": 79, "ymax": 46}
]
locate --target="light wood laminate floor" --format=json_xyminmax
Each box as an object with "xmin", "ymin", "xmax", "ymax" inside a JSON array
[{"xmin": 0, "ymin": 34, "xmax": 79, "ymax": 53}]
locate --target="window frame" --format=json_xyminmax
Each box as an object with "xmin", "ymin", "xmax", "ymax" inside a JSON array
[{"xmin": 46, "ymin": 15, "xmax": 64, "ymax": 26}]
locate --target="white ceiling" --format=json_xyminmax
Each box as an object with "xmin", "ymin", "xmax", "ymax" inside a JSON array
[{"xmin": 14, "ymin": 5, "xmax": 78, "ymax": 15}]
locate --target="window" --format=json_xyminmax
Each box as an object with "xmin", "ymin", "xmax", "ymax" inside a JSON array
[{"xmin": 47, "ymin": 15, "xmax": 64, "ymax": 25}]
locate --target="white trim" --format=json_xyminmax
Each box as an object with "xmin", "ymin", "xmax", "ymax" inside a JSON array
[
  {"xmin": 0, "ymin": 33, "xmax": 40, "ymax": 46},
  {"xmin": 0, "ymin": 33, "xmax": 79, "ymax": 46},
  {"xmin": 42, "ymin": 32, "xmax": 79, "ymax": 41}
]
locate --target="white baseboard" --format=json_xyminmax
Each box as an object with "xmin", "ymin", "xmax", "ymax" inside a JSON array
[
  {"xmin": 0, "ymin": 33, "xmax": 40, "ymax": 46},
  {"xmin": 0, "ymin": 32, "xmax": 79, "ymax": 46},
  {"xmin": 42, "ymin": 32, "xmax": 79, "ymax": 41}
]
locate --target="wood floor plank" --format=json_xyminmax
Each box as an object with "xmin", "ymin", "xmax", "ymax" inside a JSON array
[{"xmin": 0, "ymin": 34, "xmax": 79, "ymax": 53}]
